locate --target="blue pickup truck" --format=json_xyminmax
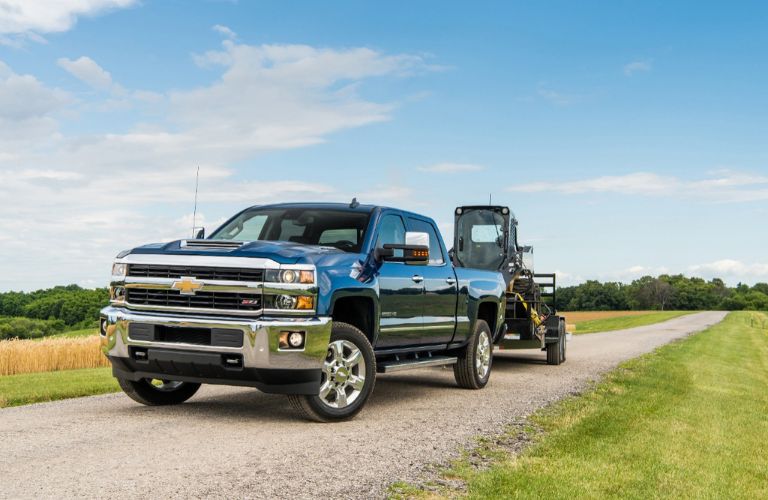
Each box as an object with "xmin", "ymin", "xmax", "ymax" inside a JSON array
[{"xmin": 101, "ymin": 202, "xmax": 507, "ymax": 421}]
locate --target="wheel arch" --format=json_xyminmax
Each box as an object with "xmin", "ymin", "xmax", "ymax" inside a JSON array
[{"xmin": 329, "ymin": 290, "xmax": 379, "ymax": 344}]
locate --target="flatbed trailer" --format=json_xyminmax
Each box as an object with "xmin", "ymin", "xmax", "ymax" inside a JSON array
[{"xmin": 452, "ymin": 206, "xmax": 567, "ymax": 365}]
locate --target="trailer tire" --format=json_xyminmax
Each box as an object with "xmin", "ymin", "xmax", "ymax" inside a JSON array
[
  {"xmin": 546, "ymin": 336, "xmax": 562, "ymax": 366},
  {"xmin": 560, "ymin": 319, "xmax": 567, "ymax": 363},
  {"xmin": 454, "ymin": 319, "xmax": 493, "ymax": 389}
]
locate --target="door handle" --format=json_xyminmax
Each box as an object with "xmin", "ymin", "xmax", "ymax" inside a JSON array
[
  {"xmin": 411, "ymin": 275, "xmax": 424, "ymax": 283},
  {"xmin": 446, "ymin": 278, "xmax": 457, "ymax": 285}
]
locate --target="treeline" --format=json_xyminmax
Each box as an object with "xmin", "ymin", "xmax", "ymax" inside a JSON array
[
  {"xmin": 0, "ymin": 285, "xmax": 109, "ymax": 329},
  {"xmin": 556, "ymin": 275, "xmax": 768, "ymax": 311}
]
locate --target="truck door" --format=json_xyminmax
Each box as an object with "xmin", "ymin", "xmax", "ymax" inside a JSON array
[
  {"xmin": 374, "ymin": 213, "xmax": 425, "ymax": 348},
  {"xmin": 407, "ymin": 217, "xmax": 458, "ymax": 345}
]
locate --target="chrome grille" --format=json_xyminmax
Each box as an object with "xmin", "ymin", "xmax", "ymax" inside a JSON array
[
  {"xmin": 126, "ymin": 289, "xmax": 262, "ymax": 312},
  {"xmin": 128, "ymin": 264, "xmax": 264, "ymax": 282}
]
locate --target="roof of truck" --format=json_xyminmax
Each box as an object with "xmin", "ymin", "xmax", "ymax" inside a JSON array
[
  {"xmin": 245, "ymin": 202, "xmax": 380, "ymax": 213},
  {"xmin": 240, "ymin": 202, "xmax": 439, "ymax": 224}
]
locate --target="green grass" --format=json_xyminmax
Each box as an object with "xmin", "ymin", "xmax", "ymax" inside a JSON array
[
  {"xmin": 46, "ymin": 328, "xmax": 99, "ymax": 339},
  {"xmin": 575, "ymin": 311, "xmax": 694, "ymax": 334},
  {"xmin": 449, "ymin": 312, "xmax": 768, "ymax": 499},
  {"xmin": 0, "ymin": 367, "xmax": 118, "ymax": 408}
]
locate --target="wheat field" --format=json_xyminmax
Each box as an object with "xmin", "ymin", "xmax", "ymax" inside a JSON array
[
  {"xmin": 559, "ymin": 311, "xmax": 661, "ymax": 323},
  {"xmin": 0, "ymin": 336, "xmax": 109, "ymax": 376}
]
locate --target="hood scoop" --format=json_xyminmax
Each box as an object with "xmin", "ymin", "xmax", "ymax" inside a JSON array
[{"xmin": 180, "ymin": 239, "xmax": 246, "ymax": 250}]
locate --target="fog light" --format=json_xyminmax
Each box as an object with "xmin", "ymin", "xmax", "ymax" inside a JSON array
[
  {"xmin": 276, "ymin": 295, "xmax": 297, "ymax": 309},
  {"xmin": 288, "ymin": 331, "xmax": 304, "ymax": 348},
  {"xmin": 279, "ymin": 331, "xmax": 306, "ymax": 349}
]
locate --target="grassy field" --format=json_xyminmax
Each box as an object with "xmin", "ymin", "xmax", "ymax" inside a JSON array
[
  {"xmin": 421, "ymin": 312, "xmax": 766, "ymax": 499},
  {"xmin": 0, "ymin": 367, "xmax": 118, "ymax": 408},
  {"xmin": 562, "ymin": 310, "xmax": 694, "ymax": 334}
]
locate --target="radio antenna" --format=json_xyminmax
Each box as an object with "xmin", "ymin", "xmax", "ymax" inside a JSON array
[
  {"xmin": 192, "ymin": 166, "xmax": 200, "ymax": 237},
  {"xmin": 489, "ymin": 193, "xmax": 493, "ymax": 205}
]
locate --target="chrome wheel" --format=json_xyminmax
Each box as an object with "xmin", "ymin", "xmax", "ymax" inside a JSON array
[
  {"xmin": 319, "ymin": 340, "xmax": 367, "ymax": 409},
  {"xmin": 475, "ymin": 330, "xmax": 491, "ymax": 379}
]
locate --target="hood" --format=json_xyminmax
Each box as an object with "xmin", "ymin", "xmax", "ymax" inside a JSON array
[{"xmin": 128, "ymin": 239, "xmax": 347, "ymax": 265}]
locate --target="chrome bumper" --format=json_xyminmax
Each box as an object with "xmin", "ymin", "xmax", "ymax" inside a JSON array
[{"xmin": 100, "ymin": 306, "xmax": 332, "ymax": 394}]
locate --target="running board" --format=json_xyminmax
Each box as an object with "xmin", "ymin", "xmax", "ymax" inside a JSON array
[{"xmin": 377, "ymin": 355, "xmax": 458, "ymax": 373}]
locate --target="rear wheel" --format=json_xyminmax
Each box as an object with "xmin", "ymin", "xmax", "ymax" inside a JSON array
[
  {"xmin": 454, "ymin": 319, "xmax": 493, "ymax": 389},
  {"xmin": 288, "ymin": 322, "xmax": 376, "ymax": 422},
  {"xmin": 560, "ymin": 319, "xmax": 567, "ymax": 363},
  {"xmin": 117, "ymin": 378, "xmax": 201, "ymax": 406},
  {"xmin": 546, "ymin": 329, "xmax": 564, "ymax": 366}
]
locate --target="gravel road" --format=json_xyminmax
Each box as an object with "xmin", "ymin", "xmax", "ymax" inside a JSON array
[{"xmin": 0, "ymin": 311, "xmax": 726, "ymax": 499}]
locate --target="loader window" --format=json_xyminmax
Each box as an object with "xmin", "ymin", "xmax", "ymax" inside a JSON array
[
  {"xmin": 455, "ymin": 210, "xmax": 506, "ymax": 271},
  {"xmin": 471, "ymin": 225, "xmax": 504, "ymax": 243}
]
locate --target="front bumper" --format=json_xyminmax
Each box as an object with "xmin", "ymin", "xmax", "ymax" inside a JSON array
[{"xmin": 100, "ymin": 306, "xmax": 332, "ymax": 395}]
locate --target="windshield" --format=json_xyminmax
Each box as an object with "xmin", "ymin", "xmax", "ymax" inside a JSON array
[{"xmin": 210, "ymin": 208, "xmax": 372, "ymax": 253}]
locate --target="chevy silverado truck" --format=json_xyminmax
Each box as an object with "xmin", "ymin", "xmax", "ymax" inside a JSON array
[{"xmin": 101, "ymin": 202, "xmax": 506, "ymax": 421}]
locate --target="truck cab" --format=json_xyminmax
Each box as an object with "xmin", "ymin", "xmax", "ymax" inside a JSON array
[{"xmin": 101, "ymin": 203, "xmax": 506, "ymax": 421}]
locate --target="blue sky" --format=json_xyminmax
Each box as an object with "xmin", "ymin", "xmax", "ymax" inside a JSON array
[{"xmin": 0, "ymin": 0, "xmax": 766, "ymax": 291}]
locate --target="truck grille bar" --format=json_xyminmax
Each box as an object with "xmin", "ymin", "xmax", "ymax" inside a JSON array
[
  {"xmin": 128, "ymin": 264, "xmax": 264, "ymax": 282},
  {"xmin": 126, "ymin": 289, "xmax": 263, "ymax": 312}
]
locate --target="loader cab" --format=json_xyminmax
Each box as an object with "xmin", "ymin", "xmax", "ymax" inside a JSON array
[{"xmin": 452, "ymin": 206, "xmax": 516, "ymax": 272}]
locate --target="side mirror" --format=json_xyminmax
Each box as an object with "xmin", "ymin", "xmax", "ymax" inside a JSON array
[
  {"xmin": 375, "ymin": 232, "xmax": 430, "ymax": 265},
  {"xmin": 195, "ymin": 228, "xmax": 205, "ymax": 239}
]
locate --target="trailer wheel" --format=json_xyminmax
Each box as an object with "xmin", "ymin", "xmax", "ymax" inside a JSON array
[
  {"xmin": 560, "ymin": 319, "xmax": 567, "ymax": 363},
  {"xmin": 454, "ymin": 319, "xmax": 493, "ymax": 389},
  {"xmin": 288, "ymin": 322, "xmax": 376, "ymax": 423},
  {"xmin": 546, "ymin": 333, "xmax": 564, "ymax": 365}
]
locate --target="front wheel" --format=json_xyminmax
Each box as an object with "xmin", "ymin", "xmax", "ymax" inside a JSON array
[
  {"xmin": 454, "ymin": 319, "xmax": 493, "ymax": 389},
  {"xmin": 117, "ymin": 378, "xmax": 201, "ymax": 406},
  {"xmin": 288, "ymin": 322, "xmax": 376, "ymax": 422}
]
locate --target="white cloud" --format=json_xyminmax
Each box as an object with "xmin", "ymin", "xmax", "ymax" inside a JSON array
[
  {"xmin": 624, "ymin": 60, "xmax": 652, "ymax": 76},
  {"xmin": 509, "ymin": 171, "xmax": 768, "ymax": 203},
  {"xmin": 689, "ymin": 260, "xmax": 768, "ymax": 281},
  {"xmin": 418, "ymin": 162, "xmax": 484, "ymax": 173},
  {"xmin": 0, "ymin": 42, "xmax": 437, "ymax": 290},
  {"xmin": 537, "ymin": 85, "xmax": 572, "ymax": 106},
  {"xmin": 0, "ymin": 0, "xmax": 136, "ymax": 35},
  {"xmin": 57, "ymin": 56, "xmax": 113, "ymax": 90},
  {"xmin": 212, "ymin": 24, "xmax": 236, "ymax": 39},
  {"xmin": 0, "ymin": 62, "xmax": 71, "ymax": 146}
]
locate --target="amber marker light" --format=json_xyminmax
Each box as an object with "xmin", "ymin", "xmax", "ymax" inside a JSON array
[
  {"xmin": 296, "ymin": 296, "xmax": 315, "ymax": 310},
  {"xmin": 299, "ymin": 270, "xmax": 314, "ymax": 284}
]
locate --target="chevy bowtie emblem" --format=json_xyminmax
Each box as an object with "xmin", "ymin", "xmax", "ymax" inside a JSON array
[{"xmin": 171, "ymin": 277, "xmax": 204, "ymax": 295}]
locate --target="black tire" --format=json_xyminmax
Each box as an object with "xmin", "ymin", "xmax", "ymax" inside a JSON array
[
  {"xmin": 546, "ymin": 332, "xmax": 563, "ymax": 366},
  {"xmin": 560, "ymin": 319, "xmax": 567, "ymax": 363},
  {"xmin": 117, "ymin": 378, "xmax": 201, "ymax": 406},
  {"xmin": 288, "ymin": 322, "xmax": 376, "ymax": 423},
  {"xmin": 454, "ymin": 319, "xmax": 493, "ymax": 389}
]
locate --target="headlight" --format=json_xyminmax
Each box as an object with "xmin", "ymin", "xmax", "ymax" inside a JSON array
[
  {"xmin": 112, "ymin": 263, "xmax": 127, "ymax": 278},
  {"xmin": 274, "ymin": 295, "xmax": 314, "ymax": 310},
  {"xmin": 110, "ymin": 286, "xmax": 126, "ymax": 303},
  {"xmin": 266, "ymin": 269, "xmax": 314, "ymax": 284}
]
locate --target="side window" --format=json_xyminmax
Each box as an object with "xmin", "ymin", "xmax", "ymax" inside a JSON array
[
  {"xmin": 376, "ymin": 214, "xmax": 406, "ymax": 258},
  {"xmin": 408, "ymin": 218, "xmax": 445, "ymax": 265}
]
